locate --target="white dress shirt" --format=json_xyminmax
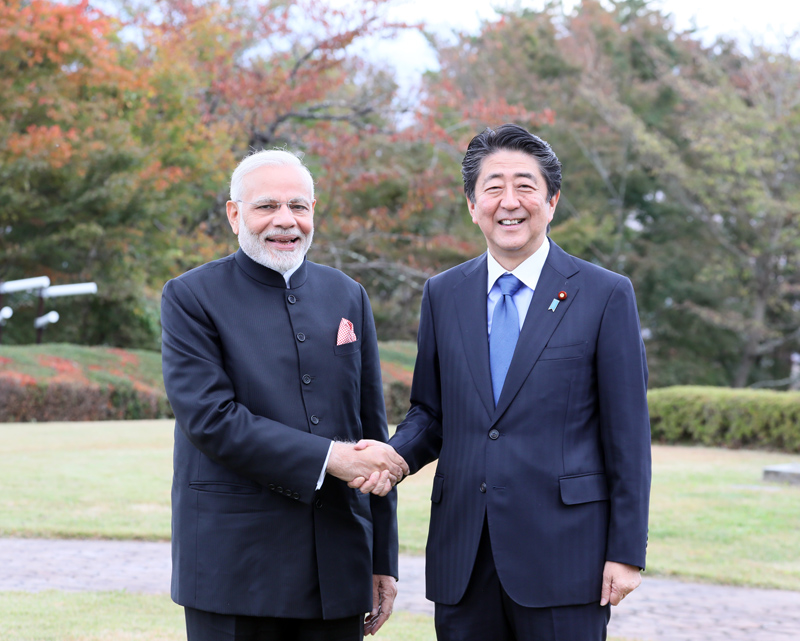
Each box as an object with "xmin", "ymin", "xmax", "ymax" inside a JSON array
[{"xmin": 487, "ymin": 239, "xmax": 550, "ymax": 335}]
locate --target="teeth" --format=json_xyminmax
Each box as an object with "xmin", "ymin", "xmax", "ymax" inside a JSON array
[{"xmin": 499, "ymin": 219, "xmax": 522, "ymax": 226}]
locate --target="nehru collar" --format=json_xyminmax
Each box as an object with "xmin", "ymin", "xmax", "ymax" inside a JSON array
[{"xmin": 234, "ymin": 249, "xmax": 309, "ymax": 289}]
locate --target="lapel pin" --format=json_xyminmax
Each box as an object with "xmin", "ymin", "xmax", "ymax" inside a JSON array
[{"xmin": 549, "ymin": 291, "xmax": 567, "ymax": 313}]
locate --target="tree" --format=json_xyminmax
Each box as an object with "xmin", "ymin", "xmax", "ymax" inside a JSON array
[
  {"xmin": 0, "ymin": 0, "xmax": 231, "ymax": 347},
  {"xmin": 420, "ymin": 0, "xmax": 800, "ymax": 387}
]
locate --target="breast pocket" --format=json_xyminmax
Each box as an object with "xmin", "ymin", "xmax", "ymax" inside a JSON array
[
  {"xmin": 334, "ymin": 340, "xmax": 361, "ymax": 356},
  {"xmin": 539, "ymin": 341, "xmax": 587, "ymax": 361}
]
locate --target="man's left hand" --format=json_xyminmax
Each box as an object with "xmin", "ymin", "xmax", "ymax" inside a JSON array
[
  {"xmin": 364, "ymin": 574, "xmax": 397, "ymax": 635},
  {"xmin": 599, "ymin": 561, "xmax": 641, "ymax": 606}
]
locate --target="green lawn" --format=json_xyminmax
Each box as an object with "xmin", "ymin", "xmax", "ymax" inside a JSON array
[
  {"xmin": 1, "ymin": 421, "xmax": 799, "ymax": 589},
  {"xmin": 0, "ymin": 591, "xmax": 436, "ymax": 641}
]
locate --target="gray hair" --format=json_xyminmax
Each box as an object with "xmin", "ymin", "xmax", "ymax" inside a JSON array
[{"xmin": 229, "ymin": 149, "xmax": 315, "ymax": 202}]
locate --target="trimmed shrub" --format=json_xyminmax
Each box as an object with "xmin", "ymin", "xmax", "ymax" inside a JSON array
[
  {"xmin": 648, "ymin": 386, "xmax": 800, "ymax": 453},
  {"xmin": 384, "ymin": 380, "xmax": 411, "ymax": 425},
  {"xmin": 0, "ymin": 376, "xmax": 172, "ymax": 422}
]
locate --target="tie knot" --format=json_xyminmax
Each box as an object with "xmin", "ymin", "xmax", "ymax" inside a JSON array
[{"xmin": 497, "ymin": 273, "xmax": 522, "ymax": 297}]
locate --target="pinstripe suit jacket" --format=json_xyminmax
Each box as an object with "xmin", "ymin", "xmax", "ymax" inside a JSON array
[
  {"xmin": 389, "ymin": 241, "xmax": 651, "ymax": 608},
  {"xmin": 162, "ymin": 250, "xmax": 397, "ymax": 619}
]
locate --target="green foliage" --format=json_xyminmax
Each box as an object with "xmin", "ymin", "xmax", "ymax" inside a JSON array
[
  {"xmin": 649, "ymin": 386, "xmax": 800, "ymax": 452},
  {"xmin": 0, "ymin": 344, "xmax": 171, "ymax": 421}
]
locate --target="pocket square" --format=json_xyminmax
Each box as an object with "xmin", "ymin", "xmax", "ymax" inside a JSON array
[{"xmin": 336, "ymin": 318, "xmax": 357, "ymax": 345}]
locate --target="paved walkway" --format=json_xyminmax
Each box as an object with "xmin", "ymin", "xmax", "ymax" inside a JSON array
[{"xmin": 1, "ymin": 538, "xmax": 799, "ymax": 640}]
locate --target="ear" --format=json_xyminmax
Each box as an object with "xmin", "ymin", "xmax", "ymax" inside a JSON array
[
  {"xmin": 547, "ymin": 190, "xmax": 560, "ymax": 223},
  {"xmin": 226, "ymin": 201, "xmax": 241, "ymax": 235},
  {"xmin": 467, "ymin": 197, "xmax": 478, "ymax": 224}
]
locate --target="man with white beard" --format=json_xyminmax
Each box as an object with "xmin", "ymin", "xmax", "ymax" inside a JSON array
[{"xmin": 161, "ymin": 149, "xmax": 406, "ymax": 641}]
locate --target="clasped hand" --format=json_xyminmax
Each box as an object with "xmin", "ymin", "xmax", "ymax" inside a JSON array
[{"xmin": 327, "ymin": 440, "xmax": 408, "ymax": 497}]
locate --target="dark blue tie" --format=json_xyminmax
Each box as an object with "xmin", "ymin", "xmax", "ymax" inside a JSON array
[{"xmin": 490, "ymin": 273, "xmax": 522, "ymax": 405}]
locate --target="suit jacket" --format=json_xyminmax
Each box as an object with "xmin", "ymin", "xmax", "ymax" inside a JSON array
[
  {"xmin": 161, "ymin": 249, "xmax": 398, "ymax": 619},
  {"xmin": 389, "ymin": 241, "xmax": 651, "ymax": 608}
]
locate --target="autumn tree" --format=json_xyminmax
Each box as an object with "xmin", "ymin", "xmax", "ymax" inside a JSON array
[
  {"xmin": 0, "ymin": 0, "xmax": 231, "ymax": 347},
  {"xmin": 126, "ymin": 0, "xmax": 547, "ymax": 338}
]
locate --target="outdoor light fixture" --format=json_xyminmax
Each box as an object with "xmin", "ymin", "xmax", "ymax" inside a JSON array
[
  {"xmin": 41, "ymin": 282, "xmax": 98, "ymax": 298},
  {"xmin": 0, "ymin": 276, "xmax": 51, "ymax": 294},
  {"xmin": 34, "ymin": 311, "xmax": 60, "ymax": 329},
  {"xmin": 35, "ymin": 281, "xmax": 98, "ymax": 344},
  {"xmin": 0, "ymin": 306, "xmax": 12, "ymax": 323}
]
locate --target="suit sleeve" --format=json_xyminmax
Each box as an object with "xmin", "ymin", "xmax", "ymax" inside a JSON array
[
  {"xmin": 161, "ymin": 277, "xmax": 331, "ymax": 505},
  {"xmin": 357, "ymin": 286, "xmax": 399, "ymax": 579},
  {"xmin": 596, "ymin": 277, "xmax": 652, "ymax": 570},
  {"xmin": 389, "ymin": 279, "xmax": 443, "ymax": 475}
]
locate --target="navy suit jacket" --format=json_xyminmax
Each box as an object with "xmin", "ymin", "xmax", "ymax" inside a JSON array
[
  {"xmin": 161, "ymin": 250, "xmax": 398, "ymax": 619},
  {"xmin": 390, "ymin": 241, "xmax": 651, "ymax": 608}
]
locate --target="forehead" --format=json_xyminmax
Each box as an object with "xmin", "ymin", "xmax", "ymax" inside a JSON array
[
  {"xmin": 241, "ymin": 164, "xmax": 313, "ymax": 200},
  {"xmin": 477, "ymin": 150, "xmax": 544, "ymax": 184}
]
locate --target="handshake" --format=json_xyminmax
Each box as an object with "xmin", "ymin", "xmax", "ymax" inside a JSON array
[{"xmin": 326, "ymin": 439, "xmax": 409, "ymax": 497}]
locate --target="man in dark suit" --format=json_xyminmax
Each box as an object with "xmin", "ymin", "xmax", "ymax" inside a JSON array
[
  {"xmin": 356, "ymin": 124, "xmax": 651, "ymax": 640},
  {"xmin": 161, "ymin": 149, "xmax": 407, "ymax": 641}
]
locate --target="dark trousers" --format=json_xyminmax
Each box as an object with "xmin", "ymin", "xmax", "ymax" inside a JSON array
[
  {"xmin": 184, "ymin": 607, "xmax": 363, "ymax": 641},
  {"xmin": 434, "ymin": 520, "xmax": 610, "ymax": 641}
]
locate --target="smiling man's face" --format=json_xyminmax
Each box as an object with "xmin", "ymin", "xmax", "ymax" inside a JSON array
[
  {"xmin": 467, "ymin": 149, "xmax": 560, "ymax": 271},
  {"xmin": 226, "ymin": 164, "xmax": 315, "ymax": 273}
]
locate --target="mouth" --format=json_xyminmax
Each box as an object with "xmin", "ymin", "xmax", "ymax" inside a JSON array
[
  {"xmin": 499, "ymin": 219, "xmax": 524, "ymax": 226},
  {"xmin": 265, "ymin": 235, "xmax": 301, "ymax": 250}
]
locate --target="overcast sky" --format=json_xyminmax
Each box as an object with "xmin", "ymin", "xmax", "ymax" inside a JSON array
[{"xmin": 371, "ymin": 0, "xmax": 800, "ymax": 86}]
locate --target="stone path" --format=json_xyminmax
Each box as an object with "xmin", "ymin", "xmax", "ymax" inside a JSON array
[{"xmin": 1, "ymin": 538, "xmax": 799, "ymax": 640}]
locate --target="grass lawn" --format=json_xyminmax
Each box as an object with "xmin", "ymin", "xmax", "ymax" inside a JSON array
[
  {"xmin": 0, "ymin": 421, "xmax": 172, "ymax": 540},
  {"xmin": 1, "ymin": 420, "xmax": 799, "ymax": 589},
  {"xmin": 0, "ymin": 591, "xmax": 436, "ymax": 641}
]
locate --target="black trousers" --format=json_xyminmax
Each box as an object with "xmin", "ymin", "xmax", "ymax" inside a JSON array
[
  {"xmin": 184, "ymin": 607, "xmax": 363, "ymax": 641},
  {"xmin": 434, "ymin": 520, "xmax": 610, "ymax": 641}
]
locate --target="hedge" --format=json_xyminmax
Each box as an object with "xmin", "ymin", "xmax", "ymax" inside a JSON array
[
  {"xmin": 648, "ymin": 386, "xmax": 800, "ymax": 453},
  {"xmin": 0, "ymin": 377, "xmax": 172, "ymax": 422}
]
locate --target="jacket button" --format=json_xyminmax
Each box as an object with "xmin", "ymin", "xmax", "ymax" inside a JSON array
[
  {"xmin": 315, "ymin": 498, "xmax": 323, "ymax": 508},
  {"xmin": 276, "ymin": 486, "xmax": 283, "ymax": 493},
  {"xmin": 310, "ymin": 415, "xmax": 320, "ymax": 425},
  {"xmin": 489, "ymin": 429, "xmax": 500, "ymax": 440},
  {"xmin": 302, "ymin": 374, "xmax": 312, "ymax": 384},
  {"xmin": 287, "ymin": 294, "xmax": 297, "ymax": 304},
  {"xmin": 479, "ymin": 482, "xmax": 487, "ymax": 493},
  {"xmin": 296, "ymin": 332, "xmax": 306, "ymax": 342},
  {"xmin": 268, "ymin": 484, "xmax": 275, "ymax": 490},
  {"xmin": 284, "ymin": 488, "xmax": 292, "ymax": 496},
  {"xmin": 293, "ymin": 492, "xmax": 300, "ymax": 500}
]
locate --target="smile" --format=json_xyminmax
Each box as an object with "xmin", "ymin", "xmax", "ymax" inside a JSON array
[
  {"xmin": 265, "ymin": 236, "xmax": 300, "ymax": 249},
  {"xmin": 499, "ymin": 219, "xmax": 524, "ymax": 226}
]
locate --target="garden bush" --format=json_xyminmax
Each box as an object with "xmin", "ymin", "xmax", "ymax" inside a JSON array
[
  {"xmin": 0, "ymin": 377, "xmax": 172, "ymax": 422},
  {"xmin": 648, "ymin": 386, "xmax": 800, "ymax": 453}
]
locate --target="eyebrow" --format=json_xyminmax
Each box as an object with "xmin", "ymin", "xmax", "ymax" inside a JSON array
[
  {"xmin": 250, "ymin": 196, "xmax": 312, "ymax": 204},
  {"xmin": 482, "ymin": 172, "xmax": 538, "ymax": 184}
]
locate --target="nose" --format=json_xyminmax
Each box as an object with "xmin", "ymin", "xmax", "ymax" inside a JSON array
[
  {"xmin": 500, "ymin": 185, "xmax": 520, "ymax": 210},
  {"xmin": 272, "ymin": 203, "xmax": 297, "ymax": 228}
]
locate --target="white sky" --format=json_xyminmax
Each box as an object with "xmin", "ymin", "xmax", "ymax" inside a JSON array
[{"xmin": 371, "ymin": 0, "xmax": 800, "ymax": 87}]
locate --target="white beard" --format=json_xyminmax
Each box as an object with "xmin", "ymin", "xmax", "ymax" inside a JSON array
[{"xmin": 237, "ymin": 219, "xmax": 314, "ymax": 274}]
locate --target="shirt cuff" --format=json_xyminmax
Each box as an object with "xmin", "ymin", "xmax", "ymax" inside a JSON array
[{"xmin": 316, "ymin": 441, "xmax": 334, "ymax": 490}]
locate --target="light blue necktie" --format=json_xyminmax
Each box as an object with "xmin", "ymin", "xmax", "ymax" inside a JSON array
[{"xmin": 490, "ymin": 273, "xmax": 522, "ymax": 405}]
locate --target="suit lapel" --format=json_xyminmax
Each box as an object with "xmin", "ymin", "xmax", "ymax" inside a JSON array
[
  {"xmin": 453, "ymin": 255, "xmax": 495, "ymax": 420},
  {"xmin": 492, "ymin": 242, "xmax": 581, "ymax": 424}
]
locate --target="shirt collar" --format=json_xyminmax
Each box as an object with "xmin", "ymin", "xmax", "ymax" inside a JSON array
[
  {"xmin": 283, "ymin": 262, "xmax": 302, "ymax": 288},
  {"xmin": 486, "ymin": 238, "xmax": 550, "ymax": 293}
]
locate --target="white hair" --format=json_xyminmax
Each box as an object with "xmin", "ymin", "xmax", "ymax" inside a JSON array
[{"xmin": 229, "ymin": 149, "xmax": 315, "ymax": 202}]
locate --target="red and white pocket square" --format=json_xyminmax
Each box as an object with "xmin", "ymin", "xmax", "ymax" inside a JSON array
[{"xmin": 336, "ymin": 318, "xmax": 358, "ymax": 346}]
